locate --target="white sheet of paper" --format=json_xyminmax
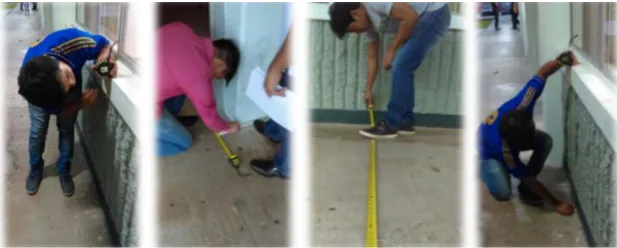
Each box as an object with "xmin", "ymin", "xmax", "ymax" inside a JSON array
[{"xmin": 246, "ymin": 67, "xmax": 294, "ymax": 132}]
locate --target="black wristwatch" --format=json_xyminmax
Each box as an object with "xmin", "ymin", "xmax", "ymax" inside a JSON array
[{"xmin": 557, "ymin": 51, "xmax": 574, "ymax": 66}]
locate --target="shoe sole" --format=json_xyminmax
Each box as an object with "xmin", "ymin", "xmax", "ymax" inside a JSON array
[
  {"xmin": 251, "ymin": 166, "xmax": 288, "ymax": 179},
  {"xmin": 63, "ymin": 191, "xmax": 75, "ymax": 197},
  {"xmin": 397, "ymin": 130, "xmax": 416, "ymax": 136},
  {"xmin": 358, "ymin": 130, "xmax": 398, "ymax": 139},
  {"xmin": 26, "ymin": 189, "xmax": 39, "ymax": 195}
]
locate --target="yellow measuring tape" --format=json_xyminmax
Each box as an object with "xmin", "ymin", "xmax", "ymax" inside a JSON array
[
  {"xmin": 213, "ymin": 131, "xmax": 241, "ymax": 168},
  {"xmin": 366, "ymin": 105, "xmax": 378, "ymax": 247}
]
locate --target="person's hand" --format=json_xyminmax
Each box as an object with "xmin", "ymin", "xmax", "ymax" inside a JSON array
[
  {"xmin": 81, "ymin": 89, "xmax": 99, "ymax": 106},
  {"xmin": 555, "ymin": 202, "xmax": 575, "ymax": 216},
  {"xmin": 571, "ymin": 52, "xmax": 580, "ymax": 66},
  {"xmin": 382, "ymin": 49, "xmax": 395, "ymax": 70},
  {"xmin": 226, "ymin": 122, "xmax": 240, "ymax": 134},
  {"xmin": 363, "ymin": 89, "xmax": 373, "ymax": 107},
  {"xmin": 91, "ymin": 56, "xmax": 118, "ymax": 78},
  {"xmin": 264, "ymin": 69, "xmax": 286, "ymax": 97}
]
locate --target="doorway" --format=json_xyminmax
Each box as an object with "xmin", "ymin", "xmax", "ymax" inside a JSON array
[{"xmin": 157, "ymin": 2, "xmax": 210, "ymax": 37}]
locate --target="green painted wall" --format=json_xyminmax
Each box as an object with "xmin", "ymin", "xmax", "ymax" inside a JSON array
[
  {"xmin": 563, "ymin": 82, "xmax": 615, "ymax": 247},
  {"xmin": 309, "ymin": 20, "xmax": 462, "ymax": 126}
]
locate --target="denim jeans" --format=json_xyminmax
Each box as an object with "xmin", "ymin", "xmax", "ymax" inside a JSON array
[
  {"xmin": 480, "ymin": 130, "xmax": 553, "ymax": 200},
  {"xmin": 28, "ymin": 104, "xmax": 78, "ymax": 176},
  {"xmin": 385, "ymin": 5, "xmax": 451, "ymax": 129},
  {"xmin": 264, "ymin": 119, "xmax": 289, "ymax": 177},
  {"xmin": 157, "ymin": 108, "xmax": 193, "ymax": 156}
]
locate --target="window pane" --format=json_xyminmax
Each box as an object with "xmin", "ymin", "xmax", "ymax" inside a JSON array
[
  {"xmin": 99, "ymin": 3, "xmax": 123, "ymax": 42},
  {"xmin": 121, "ymin": 3, "xmax": 140, "ymax": 61},
  {"xmin": 79, "ymin": 3, "xmax": 98, "ymax": 31}
]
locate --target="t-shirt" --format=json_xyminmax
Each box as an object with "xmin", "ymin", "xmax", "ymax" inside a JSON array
[
  {"xmin": 22, "ymin": 27, "xmax": 109, "ymax": 114},
  {"xmin": 478, "ymin": 75, "xmax": 546, "ymax": 179},
  {"xmin": 157, "ymin": 22, "xmax": 229, "ymax": 131},
  {"xmin": 363, "ymin": 2, "xmax": 448, "ymax": 42}
]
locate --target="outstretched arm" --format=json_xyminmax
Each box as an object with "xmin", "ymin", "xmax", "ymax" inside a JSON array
[{"xmin": 536, "ymin": 51, "xmax": 579, "ymax": 80}]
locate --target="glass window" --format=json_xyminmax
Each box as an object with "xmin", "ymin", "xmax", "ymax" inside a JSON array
[
  {"xmin": 75, "ymin": 3, "xmax": 139, "ymax": 69},
  {"xmin": 98, "ymin": 3, "xmax": 123, "ymax": 43},
  {"xmin": 120, "ymin": 3, "xmax": 140, "ymax": 61},
  {"xmin": 571, "ymin": 2, "xmax": 617, "ymax": 81}
]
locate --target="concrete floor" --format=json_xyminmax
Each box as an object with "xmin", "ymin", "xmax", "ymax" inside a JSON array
[
  {"xmin": 4, "ymin": 7, "xmax": 111, "ymax": 246},
  {"xmin": 157, "ymin": 121, "xmax": 289, "ymax": 246},
  {"xmin": 311, "ymin": 124, "xmax": 461, "ymax": 246},
  {"xmin": 478, "ymin": 15, "xmax": 586, "ymax": 246}
]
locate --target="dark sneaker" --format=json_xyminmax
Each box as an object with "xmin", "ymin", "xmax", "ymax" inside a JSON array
[
  {"xmin": 26, "ymin": 173, "xmax": 43, "ymax": 195},
  {"xmin": 359, "ymin": 121, "xmax": 398, "ymax": 139},
  {"xmin": 253, "ymin": 120, "xmax": 281, "ymax": 144},
  {"xmin": 177, "ymin": 116, "xmax": 199, "ymax": 127},
  {"xmin": 250, "ymin": 159, "xmax": 287, "ymax": 179},
  {"xmin": 397, "ymin": 124, "xmax": 416, "ymax": 136},
  {"xmin": 518, "ymin": 184, "xmax": 543, "ymax": 207},
  {"xmin": 59, "ymin": 175, "xmax": 75, "ymax": 197}
]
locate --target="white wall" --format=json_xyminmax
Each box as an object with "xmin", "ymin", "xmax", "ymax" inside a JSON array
[
  {"xmin": 524, "ymin": 2, "xmax": 572, "ymax": 164},
  {"xmin": 210, "ymin": 2, "xmax": 290, "ymax": 125}
]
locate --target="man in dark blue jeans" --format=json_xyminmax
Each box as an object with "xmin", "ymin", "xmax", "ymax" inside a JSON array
[
  {"xmin": 329, "ymin": 2, "xmax": 451, "ymax": 139},
  {"xmin": 18, "ymin": 27, "xmax": 116, "ymax": 196},
  {"xmin": 250, "ymin": 26, "xmax": 293, "ymax": 179}
]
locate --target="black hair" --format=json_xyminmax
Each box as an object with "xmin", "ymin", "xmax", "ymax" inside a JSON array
[
  {"xmin": 17, "ymin": 56, "xmax": 66, "ymax": 109},
  {"xmin": 213, "ymin": 39, "xmax": 241, "ymax": 84},
  {"xmin": 328, "ymin": 2, "xmax": 361, "ymax": 39},
  {"xmin": 499, "ymin": 109, "xmax": 536, "ymax": 148}
]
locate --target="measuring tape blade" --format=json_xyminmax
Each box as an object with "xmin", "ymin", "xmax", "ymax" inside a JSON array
[{"xmin": 366, "ymin": 105, "xmax": 378, "ymax": 247}]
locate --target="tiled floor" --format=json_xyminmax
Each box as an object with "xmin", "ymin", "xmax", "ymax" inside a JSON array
[
  {"xmin": 4, "ymin": 7, "xmax": 110, "ymax": 246},
  {"xmin": 478, "ymin": 15, "xmax": 586, "ymax": 247}
]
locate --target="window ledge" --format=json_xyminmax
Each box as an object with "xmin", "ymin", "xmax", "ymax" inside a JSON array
[
  {"xmin": 570, "ymin": 49, "xmax": 617, "ymax": 151},
  {"xmin": 308, "ymin": 3, "xmax": 464, "ymax": 30}
]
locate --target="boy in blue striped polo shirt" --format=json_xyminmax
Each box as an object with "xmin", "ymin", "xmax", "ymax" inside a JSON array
[
  {"xmin": 18, "ymin": 27, "xmax": 116, "ymax": 197},
  {"xmin": 478, "ymin": 51, "xmax": 578, "ymax": 216}
]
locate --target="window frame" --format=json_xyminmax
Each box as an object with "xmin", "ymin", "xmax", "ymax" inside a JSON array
[
  {"xmin": 75, "ymin": 3, "xmax": 139, "ymax": 73},
  {"xmin": 570, "ymin": 2, "xmax": 616, "ymax": 83}
]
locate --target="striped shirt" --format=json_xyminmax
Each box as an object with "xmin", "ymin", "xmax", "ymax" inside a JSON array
[{"xmin": 478, "ymin": 75, "xmax": 545, "ymax": 178}]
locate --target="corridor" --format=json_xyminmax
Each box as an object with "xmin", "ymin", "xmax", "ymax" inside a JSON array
[
  {"xmin": 3, "ymin": 6, "xmax": 110, "ymax": 246},
  {"xmin": 478, "ymin": 13, "xmax": 586, "ymax": 246}
]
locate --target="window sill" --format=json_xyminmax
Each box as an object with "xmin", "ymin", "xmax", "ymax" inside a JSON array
[
  {"xmin": 308, "ymin": 3, "xmax": 464, "ymax": 30},
  {"xmin": 570, "ymin": 49, "xmax": 617, "ymax": 151}
]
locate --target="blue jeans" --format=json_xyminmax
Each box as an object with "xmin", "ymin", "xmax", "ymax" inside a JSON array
[
  {"xmin": 385, "ymin": 5, "xmax": 451, "ymax": 129},
  {"xmin": 157, "ymin": 108, "xmax": 192, "ymax": 156},
  {"xmin": 264, "ymin": 119, "xmax": 289, "ymax": 177},
  {"xmin": 28, "ymin": 104, "xmax": 77, "ymax": 176},
  {"xmin": 480, "ymin": 130, "xmax": 553, "ymax": 201}
]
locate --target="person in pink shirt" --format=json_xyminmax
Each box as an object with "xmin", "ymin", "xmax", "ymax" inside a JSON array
[{"xmin": 157, "ymin": 22, "xmax": 241, "ymax": 156}]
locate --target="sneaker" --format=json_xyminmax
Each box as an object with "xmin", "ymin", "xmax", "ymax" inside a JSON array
[
  {"xmin": 253, "ymin": 120, "xmax": 281, "ymax": 144},
  {"xmin": 359, "ymin": 121, "xmax": 398, "ymax": 139},
  {"xmin": 26, "ymin": 173, "xmax": 43, "ymax": 195},
  {"xmin": 518, "ymin": 184, "xmax": 543, "ymax": 207},
  {"xmin": 59, "ymin": 175, "xmax": 75, "ymax": 197},
  {"xmin": 397, "ymin": 124, "xmax": 416, "ymax": 136},
  {"xmin": 250, "ymin": 159, "xmax": 287, "ymax": 179},
  {"xmin": 177, "ymin": 116, "xmax": 199, "ymax": 127}
]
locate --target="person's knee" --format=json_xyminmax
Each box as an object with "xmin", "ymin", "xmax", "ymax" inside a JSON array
[{"xmin": 542, "ymin": 133, "xmax": 553, "ymax": 151}]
